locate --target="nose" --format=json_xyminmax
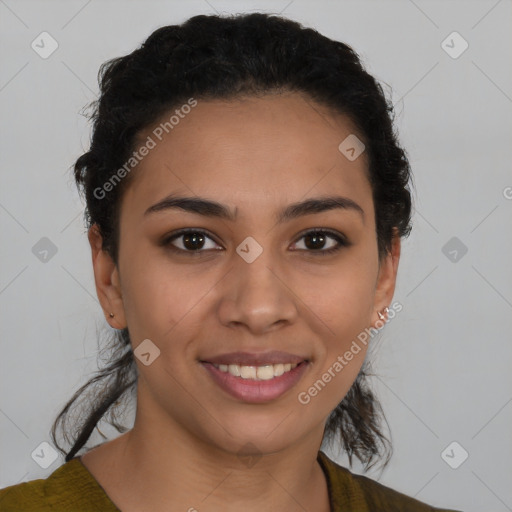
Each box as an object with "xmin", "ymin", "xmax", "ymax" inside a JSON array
[{"xmin": 216, "ymin": 249, "xmax": 299, "ymax": 335}]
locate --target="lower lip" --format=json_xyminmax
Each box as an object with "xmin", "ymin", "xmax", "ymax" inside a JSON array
[{"xmin": 201, "ymin": 362, "xmax": 309, "ymax": 403}]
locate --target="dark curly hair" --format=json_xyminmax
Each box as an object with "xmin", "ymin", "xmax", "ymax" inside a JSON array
[{"xmin": 51, "ymin": 12, "xmax": 413, "ymax": 471}]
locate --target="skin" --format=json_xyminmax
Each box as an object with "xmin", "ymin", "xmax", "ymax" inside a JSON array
[{"xmin": 81, "ymin": 92, "xmax": 400, "ymax": 512}]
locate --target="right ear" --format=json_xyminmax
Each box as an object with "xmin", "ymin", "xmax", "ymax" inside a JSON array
[{"xmin": 88, "ymin": 224, "xmax": 127, "ymax": 329}]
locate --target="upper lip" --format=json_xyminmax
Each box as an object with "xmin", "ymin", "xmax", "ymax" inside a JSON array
[{"xmin": 201, "ymin": 351, "xmax": 308, "ymax": 366}]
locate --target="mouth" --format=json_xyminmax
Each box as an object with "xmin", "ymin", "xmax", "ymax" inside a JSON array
[
  {"xmin": 200, "ymin": 352, "xmax": 310, "ymax": 403},
  {"xmin": 211, "ymin": 361, "xmax": 302, "ymax": 380}
]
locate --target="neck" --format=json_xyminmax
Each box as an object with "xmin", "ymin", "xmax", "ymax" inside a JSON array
[{"xmin": 81, "ymin": 395, "xmax": 331, "ymax": 511}]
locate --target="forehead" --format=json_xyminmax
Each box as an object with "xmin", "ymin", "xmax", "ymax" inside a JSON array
[{"xmin": 121, "ymin": 93, "xmax": 372, "ymax": 220}]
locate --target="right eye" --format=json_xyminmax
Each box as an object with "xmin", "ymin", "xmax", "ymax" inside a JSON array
[{"xmin": 163, "ymin": 229, "xmax": 223, "ymax": 254}]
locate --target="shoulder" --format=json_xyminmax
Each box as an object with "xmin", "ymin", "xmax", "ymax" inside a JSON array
[
  {"xmin": 317, "ymin": 451, "xmax": 463, "ymax": 512},
  {"xmin": 0, "ymin": 458, "xmax": 119, "ymax": 512}
]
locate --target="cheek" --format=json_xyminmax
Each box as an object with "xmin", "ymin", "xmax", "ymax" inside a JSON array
[
  {"xmin": 119, "ymin": 251, "xmax": 221, "ymax": 351},
  {"xmin": 295, "ymin": 257, "xmax": 376, "ymax": 408},
  {"xmin": 297, "ymin": 311, "xmax": 371, "ymax": 418},
  {"xmin": 296, "ymin": 256, "xmax": 377, "ymax": 336}
]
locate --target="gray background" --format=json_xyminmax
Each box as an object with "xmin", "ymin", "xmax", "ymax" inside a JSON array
[{"xmin": 1, "ymin": 1, "xmax": 511, "ymax": 511}]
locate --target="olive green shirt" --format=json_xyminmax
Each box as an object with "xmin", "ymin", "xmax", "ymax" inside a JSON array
[{"xmin": 0, "ymin": 451, "xmax": 461, "ymax": 511}]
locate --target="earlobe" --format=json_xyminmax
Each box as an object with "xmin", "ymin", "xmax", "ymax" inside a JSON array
[
  {"xmin": 88, "ymin": 224, "xmax": 127, "ymax": 329},
  {"xmin": 377, "ymin": 307, "xmax": 389, "ymax": 321}
]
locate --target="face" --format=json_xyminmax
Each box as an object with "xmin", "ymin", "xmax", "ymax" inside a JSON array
[{"xmin": 90, "ymin": 92, "xmax": 400, "ymax": 457}]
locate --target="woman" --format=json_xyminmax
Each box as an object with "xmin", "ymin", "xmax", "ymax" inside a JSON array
[{"xmin": 0, "ymin": 12, "xmax": 461, "ymax": 511}]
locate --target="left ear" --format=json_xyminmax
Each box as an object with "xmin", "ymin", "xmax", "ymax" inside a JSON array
[{"xmin": 371, "ymin": 229, "xmax": 401, "ymax": 327}]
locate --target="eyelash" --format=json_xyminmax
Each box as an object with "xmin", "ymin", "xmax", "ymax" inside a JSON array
[{"xmin": 162, "ymin": 228, "xmax": 349, "ymax": 257}]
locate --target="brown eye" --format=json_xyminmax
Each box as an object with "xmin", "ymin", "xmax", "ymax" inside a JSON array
[
  {"xmin": 164, "ymin": 229, "xmax": 222, "ymax": 253},
  {"xmin": 291, "ymin": 229, "xmax": 348, "ymax": 256}
]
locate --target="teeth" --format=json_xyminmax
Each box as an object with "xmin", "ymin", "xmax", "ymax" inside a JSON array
[
  {"xmin": 213, "ymin": 362, "xmax": 299, "ymax": 380},
  {"xmin": 240, "ymin": 366, "xmax": 257, "ymax": 379},
  {"xmin": 228, "ymin": 364, "xmax": 240, "ymax": 377}
]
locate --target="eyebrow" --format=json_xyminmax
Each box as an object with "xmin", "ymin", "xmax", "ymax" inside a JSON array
[{"xmin": 144, "ymin": 194, "xmax": 365, "ymax": 223}]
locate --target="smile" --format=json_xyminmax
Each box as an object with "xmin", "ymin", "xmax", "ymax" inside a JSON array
[
  {"xmin": 201, "ymin": 360, "xmax": 310, "ymax": 403},
  {"xmin": 212, "ymin": 362, "xmax": 299, "ymax": 380}
]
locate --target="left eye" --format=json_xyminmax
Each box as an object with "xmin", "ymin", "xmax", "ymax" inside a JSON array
[
  {"xmin": 163, "ymin": 229, "xmax": 348, "ymax": 255},
  {"xmin": 291, "ymin": 230, "xmax": 347, "ymax": 254}
]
